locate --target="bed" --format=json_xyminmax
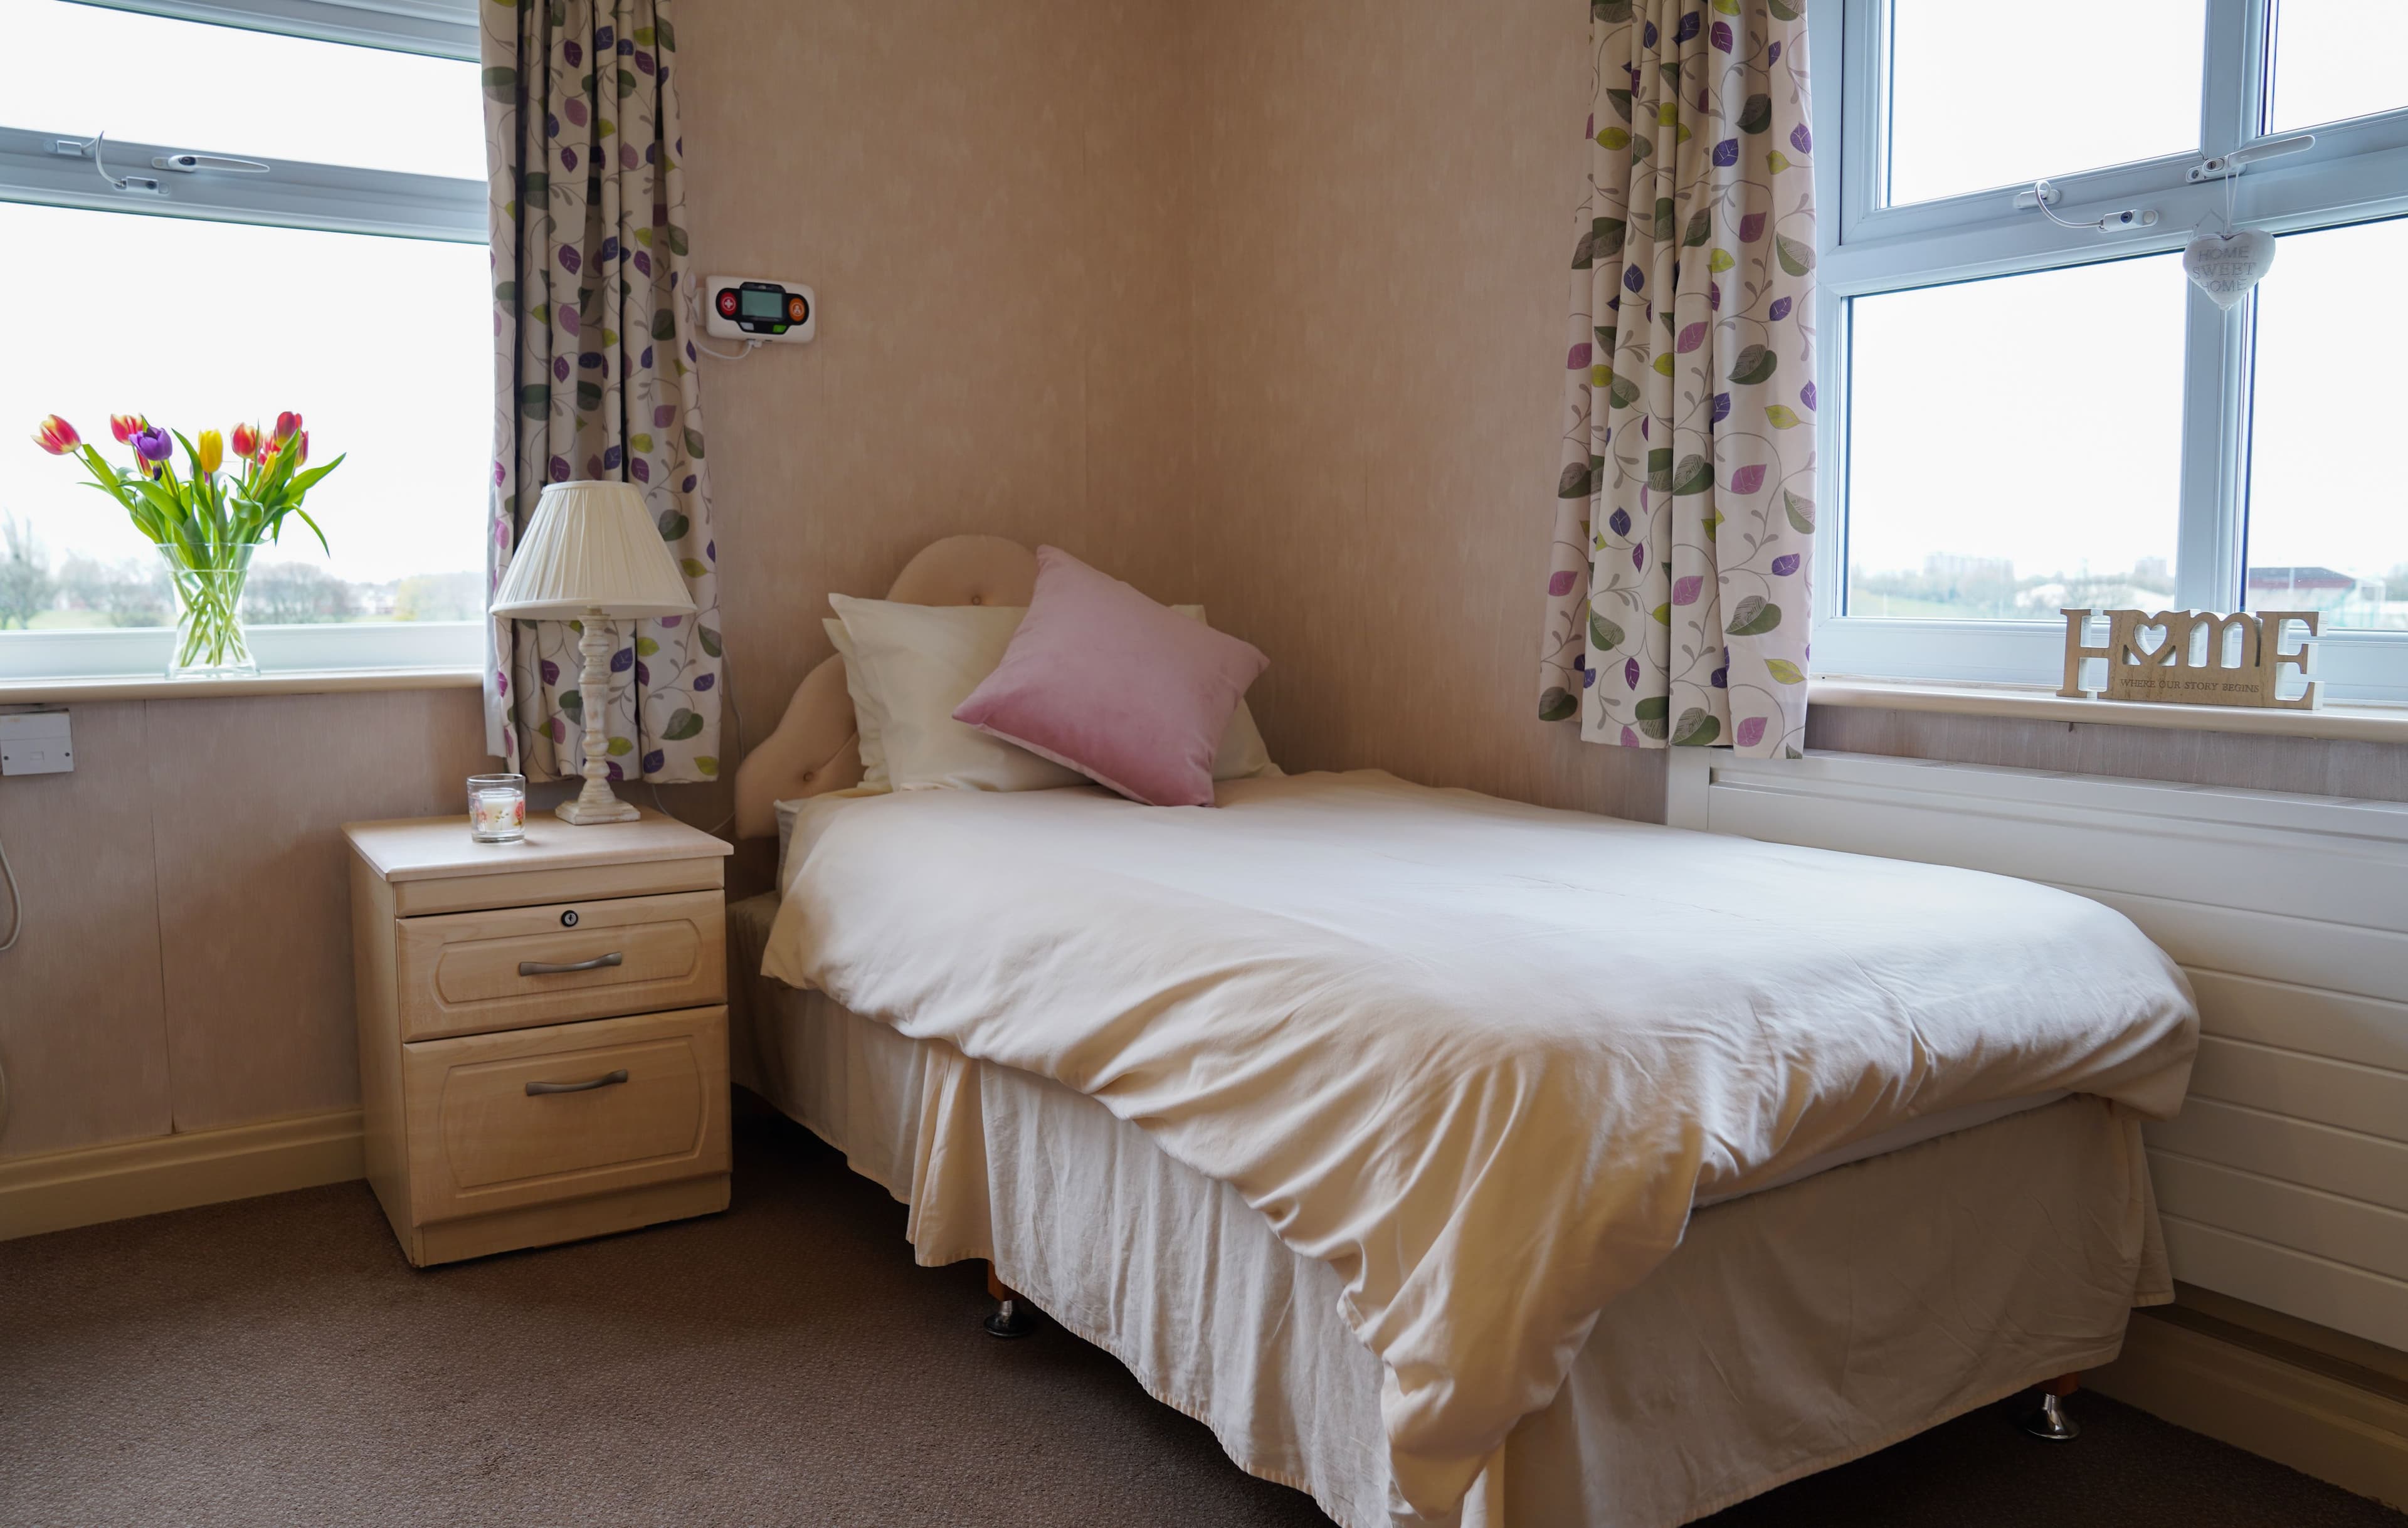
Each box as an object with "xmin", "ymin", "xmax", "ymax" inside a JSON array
[{"xmin": 726, "ymin": 536, "xmax": 2197, "ymax": 1528}]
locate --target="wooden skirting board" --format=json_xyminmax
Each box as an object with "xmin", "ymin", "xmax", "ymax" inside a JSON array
[
  {"xmin": 2093, "ymin": 1306, "xmax": 2408, "ymax": 1510},
  {"xmin": 0, "ymin": 1108, "xmax": 365, "ymax": 1243}
]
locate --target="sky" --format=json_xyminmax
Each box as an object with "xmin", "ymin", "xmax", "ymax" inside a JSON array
[
  {"xmin": 0, "ymin": 0, "xmax": 489, "ymax": 588},
  {"xmin": 1854, "ymin": 0, "xmax": 2408, "ymax": 611}
]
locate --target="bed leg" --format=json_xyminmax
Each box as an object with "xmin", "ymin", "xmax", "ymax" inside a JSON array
[
  {"xmin": 983, "ymin": 1263, "xmax": 1036, "ymax": 1340},
  {"xmin": 2020, "ymin": 1372, "xmax": 2081, "ymax": 1441}
]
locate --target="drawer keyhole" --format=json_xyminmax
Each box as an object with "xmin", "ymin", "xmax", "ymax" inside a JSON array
[{"xmin": 561, "ymin": 909, "xmax": 579, "ymax": 927}]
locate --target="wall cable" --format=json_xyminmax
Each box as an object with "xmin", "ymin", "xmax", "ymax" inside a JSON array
[{"xmin": 0, "ymin": 826, "xmax": 19, "ymax": 1141}]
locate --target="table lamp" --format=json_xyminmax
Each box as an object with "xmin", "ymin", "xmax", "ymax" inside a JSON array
[{"xmin": 490, "ymin": 480, "xmax": 697, "ymax": 825}]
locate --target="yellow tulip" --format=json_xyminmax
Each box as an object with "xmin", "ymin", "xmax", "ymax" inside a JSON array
[{"xmin": 198, "ymin": 429, "xmax": 223, "ymax": 475}]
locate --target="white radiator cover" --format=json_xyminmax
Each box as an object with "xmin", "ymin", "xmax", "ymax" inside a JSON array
[{"xmin": 1668, "ymin": 749, "xmax": 2408, "ymax": 1354}]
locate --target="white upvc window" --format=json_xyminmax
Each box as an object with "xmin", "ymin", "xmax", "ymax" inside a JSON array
[
  {"xmin": 1810, "ymin": 0, "xmax": 2408, "ymax": 705},
  {"xmin": 0, "ymin": 0, "xmax": 487, "ymax": 678}
]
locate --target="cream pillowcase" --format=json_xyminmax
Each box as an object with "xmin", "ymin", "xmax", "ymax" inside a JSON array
[
  {"xmin": 821, "ymin": 618, "xmax": 890, "ymax": 791},
  {"xmin": 827, "ymin": 596, "xmax": 1089, "ymax": 793},
  {"xmin": 826, "ymin": 596, "xmax": 1276, "ymax": 793}
]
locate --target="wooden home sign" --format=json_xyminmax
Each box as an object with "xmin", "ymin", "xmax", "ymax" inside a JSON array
[{"xmin": 2058, "ymin": 608, "xmax": 2320, "ymax": 710}]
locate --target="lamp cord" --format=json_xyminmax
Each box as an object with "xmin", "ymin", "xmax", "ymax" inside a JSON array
[{"xmin": 0, "ymin": 826, "xmax": 19, "ymax": 1141}]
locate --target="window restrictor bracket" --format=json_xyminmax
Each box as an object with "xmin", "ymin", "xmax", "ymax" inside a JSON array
[
  {"xmin": 2017, "ymin": 179, "xmax": 2158, "ymax": 235},
  {"xmin": 56, "ymin": 131, "xmax": 166, "ymax": 196},
  {"xmin": 2187, "ymin": 134, "xmax": 2316, "ymax": 184}
]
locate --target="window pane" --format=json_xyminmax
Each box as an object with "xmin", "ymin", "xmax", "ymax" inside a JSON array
[
  {"xmin": 2243, "ymin": 218, "xmax": 2408, "ymax": 631},
  {"xmin": 0, "ymin": 203, "xmax": 488, "ymax": 636},
  {"xmin": 1887, "ymin": 0, "xmax": 2205, "ymax": 206},
  {"xmin": 2266, "ymin": 0, "xmax": 2408, "ymax": 133},
  {"xmin": 1846, "ymin": 257, "xmax": 2187, "ymax": 620},
  {"xmin": 0, "ymin": 0, "xmax": 483, "ymax": 181}
]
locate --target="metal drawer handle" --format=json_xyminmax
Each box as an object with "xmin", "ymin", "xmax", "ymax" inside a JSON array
[
  {"xmin": 525, "ymin": 1068, "xmax": 630, "ymax": 1096},
  {"xmin": 517, "ymin": 952, "xmax": 623, "ymax": 976}
]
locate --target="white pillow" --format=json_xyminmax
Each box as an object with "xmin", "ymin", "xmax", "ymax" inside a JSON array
[
  {"xmin": 821, "ymin": 618, "xmax": 890, "ymax": 791},
  {"xmin": 827, "ymin": 596, "xmax": 1089, "ymax": 793},
  {"xmin": 826, "ymin": 596, "xmax": 1277, "ymax": 793},
  {"xmin": 1181, "ymin": 606, "xmax": 1277, "ymax": 782}
]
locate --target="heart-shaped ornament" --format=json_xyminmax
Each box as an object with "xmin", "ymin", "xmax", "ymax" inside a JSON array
[{"xmin": 2184, "ymin": 226, "xmax": 2276, "ymax": 310}]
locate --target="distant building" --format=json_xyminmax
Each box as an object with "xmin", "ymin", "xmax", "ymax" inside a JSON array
[{"xmin": 2247, "ymin": 566, "xmax": 2387, "ymax": 626}]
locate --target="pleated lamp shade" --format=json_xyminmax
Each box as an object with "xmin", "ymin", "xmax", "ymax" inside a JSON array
[{"xmin": 490, "ymin": 480, "xmax": 697, "ymax": 619}]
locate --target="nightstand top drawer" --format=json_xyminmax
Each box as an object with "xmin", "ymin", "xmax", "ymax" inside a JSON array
[
  {"xmin": 398, "ymin": 888, "xmax": 726, "ymax": 1041},
  {"xmin": 344, "ymin": 808, "xmax": 731, "ymax": 882}
]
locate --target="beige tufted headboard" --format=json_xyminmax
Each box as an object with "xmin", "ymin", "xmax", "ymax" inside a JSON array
[{"xmin": 732, "ymin": 534, "xmax": 1038, "ymax": 839}]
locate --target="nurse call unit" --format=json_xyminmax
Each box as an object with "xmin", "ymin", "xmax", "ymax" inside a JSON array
[{"xmin": 705, "ymin": 275, "xmax": 815, "ymax": 343}]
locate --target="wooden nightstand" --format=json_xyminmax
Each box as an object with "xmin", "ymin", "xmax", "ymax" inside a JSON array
[{"xmin": 342, "ymin": 808, "xmax": 735, "ymax": 1267}]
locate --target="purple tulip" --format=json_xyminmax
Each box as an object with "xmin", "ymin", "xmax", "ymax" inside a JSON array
[{"xmin": 132, "ymin": 426, "xmax": 174, "ymax": 463}]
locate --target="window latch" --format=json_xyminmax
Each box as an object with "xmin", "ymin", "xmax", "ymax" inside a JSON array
[
  {"xmin": 2187, "ymin": 134, "xmax": 2316, "ymax": 184},
  {"xmin": 149, "ymin": 152, "xmax": 272, "ymax": 176}
]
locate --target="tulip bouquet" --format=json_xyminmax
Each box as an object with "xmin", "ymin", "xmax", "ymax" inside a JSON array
[{"xmin": 33, "ymin": 411, "xmax": 343, "ymax": 677}]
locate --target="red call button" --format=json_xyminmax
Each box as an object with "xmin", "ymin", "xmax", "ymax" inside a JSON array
[
  {"xmin": 717, "ymin": 289, "xmax": 738, "ymax": 317},
  {"xmin": 787, "ymin": 295, "xmax": 808, "ymax": 324}
]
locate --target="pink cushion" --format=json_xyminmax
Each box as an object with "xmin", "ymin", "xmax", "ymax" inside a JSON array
[{"xmin": 953, "ymin": 547, "xmax": 1269, "ymax": 807}]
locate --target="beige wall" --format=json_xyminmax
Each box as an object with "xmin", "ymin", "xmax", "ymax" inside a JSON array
[
  {"xmin": 679, "ymin": 0, "xmax": 1202, "ymax": 820},
  {"xmin": 1176, "ymin": 0, "xmax": 1664, "ymax": 823},
  {"xmin": 0, "ymin": 690, "xmax": 488, "ymax": 1159}
]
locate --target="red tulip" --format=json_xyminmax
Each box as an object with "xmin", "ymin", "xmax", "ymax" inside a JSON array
[
  {"xmin": 297, "ymin": 430, "xmax": 310, "ymax": 465},
  {"xmin": 33, "ymin": 414, "xmax": 80, "ymax": 455},
  {"xmin": 109, "ymin": 413, "xmax": 144, "ymax": 444},
  {"xmin": 273, "ymin": 411, "xmax": 302, "ymax": 443},
  {"xmin": 231, "ymin": 422, "xmax": 260, "ymax": 460}
]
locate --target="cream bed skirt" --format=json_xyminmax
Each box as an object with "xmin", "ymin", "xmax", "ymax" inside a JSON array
[{"xmin": 729, "ymin": 893, "xmax": 2169, "ymax": 1528}]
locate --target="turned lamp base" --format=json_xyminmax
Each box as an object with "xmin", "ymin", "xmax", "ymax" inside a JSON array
[
  {"xmin": 556, "ymin": 603, "xmax": 643, "ymax": 828},
  {"xmin": 556, "ymin": 794, "xmax": 640, "ymax": 826}
]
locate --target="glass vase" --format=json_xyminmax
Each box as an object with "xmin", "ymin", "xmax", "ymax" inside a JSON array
[{"xmin": 159, "ymin": 541, "xmax": 265, "ymax": 680}]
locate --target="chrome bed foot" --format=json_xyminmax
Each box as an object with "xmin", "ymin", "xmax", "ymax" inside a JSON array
[
  {"xmin": 2022, "ymin": 1390, "xmax": 2080, "ymax": 1441},
  {"xmin": 984, "ymin": 1297, "xmax": 1037, "ymax": 1339}
]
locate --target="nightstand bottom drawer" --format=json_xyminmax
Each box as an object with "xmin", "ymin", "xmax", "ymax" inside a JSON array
[{"xmin": 401, "ymin": 1004, "xmax": 731, "ymax": 1230}]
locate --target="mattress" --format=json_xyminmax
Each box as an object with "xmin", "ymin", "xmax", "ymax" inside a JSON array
[{"xmin": 729, "ymin": 891, "xmax": 2168, "ymax": 1528}]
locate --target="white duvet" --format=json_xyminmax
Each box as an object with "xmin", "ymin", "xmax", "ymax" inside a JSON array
[{"xmin": 762, "ymin": 771, "xmax": 2197, "ymax": 1520}]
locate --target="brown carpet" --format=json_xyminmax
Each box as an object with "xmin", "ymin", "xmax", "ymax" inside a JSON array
[{"xmin": 1, "ymin": 1114, "xmax": 2398, "ymax": 1528}]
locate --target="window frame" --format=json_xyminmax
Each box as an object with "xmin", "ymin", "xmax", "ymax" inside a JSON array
[
  {"xmin": 0, "ymin": 0, "xmax": 485, "ymax": 680},
  {"xmin": 1810, "ymin": 0, "xmax": 2408, "ymax": 705}
]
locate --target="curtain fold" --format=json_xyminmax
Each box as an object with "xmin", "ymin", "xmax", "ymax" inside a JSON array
[
  {"xmin": 1538, "ymin": 0, "xmax": 1816, "ymax": 759},
  {"xmin": 480, "ymin": 0, "xmax": 723, "ymax": 784}
]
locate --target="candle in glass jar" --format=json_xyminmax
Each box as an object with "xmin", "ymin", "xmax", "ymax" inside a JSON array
[
  {"xmin": 466, "ymin": 773, "xmax": 528, "ymax": 843},
  {"xmin": 473, "ymin": 790, "xmax": 522, "ymax": 836}
]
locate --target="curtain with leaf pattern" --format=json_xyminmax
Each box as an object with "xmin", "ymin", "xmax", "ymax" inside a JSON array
[
  {"xmin": 1538, "ymin": 0, "xmax": 1815, "ymax": 759},
  {"xmin": 480, "ymin": 0, "xmax": 724, "ymax": 783}
]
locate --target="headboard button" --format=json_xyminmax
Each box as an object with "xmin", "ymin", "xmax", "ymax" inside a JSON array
[{"xmin": 969, "ymin": 594, "xmax": 983, "ymax": 604}]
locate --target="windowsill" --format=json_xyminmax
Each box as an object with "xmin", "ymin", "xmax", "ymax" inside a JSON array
[
  {"xmin": 0, "ymin": 667, "xmax": 482, "ymax": 706},
  {"xmin": 1810, "ymin": 675, "xmax": 2408, "ymax": 745}
]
